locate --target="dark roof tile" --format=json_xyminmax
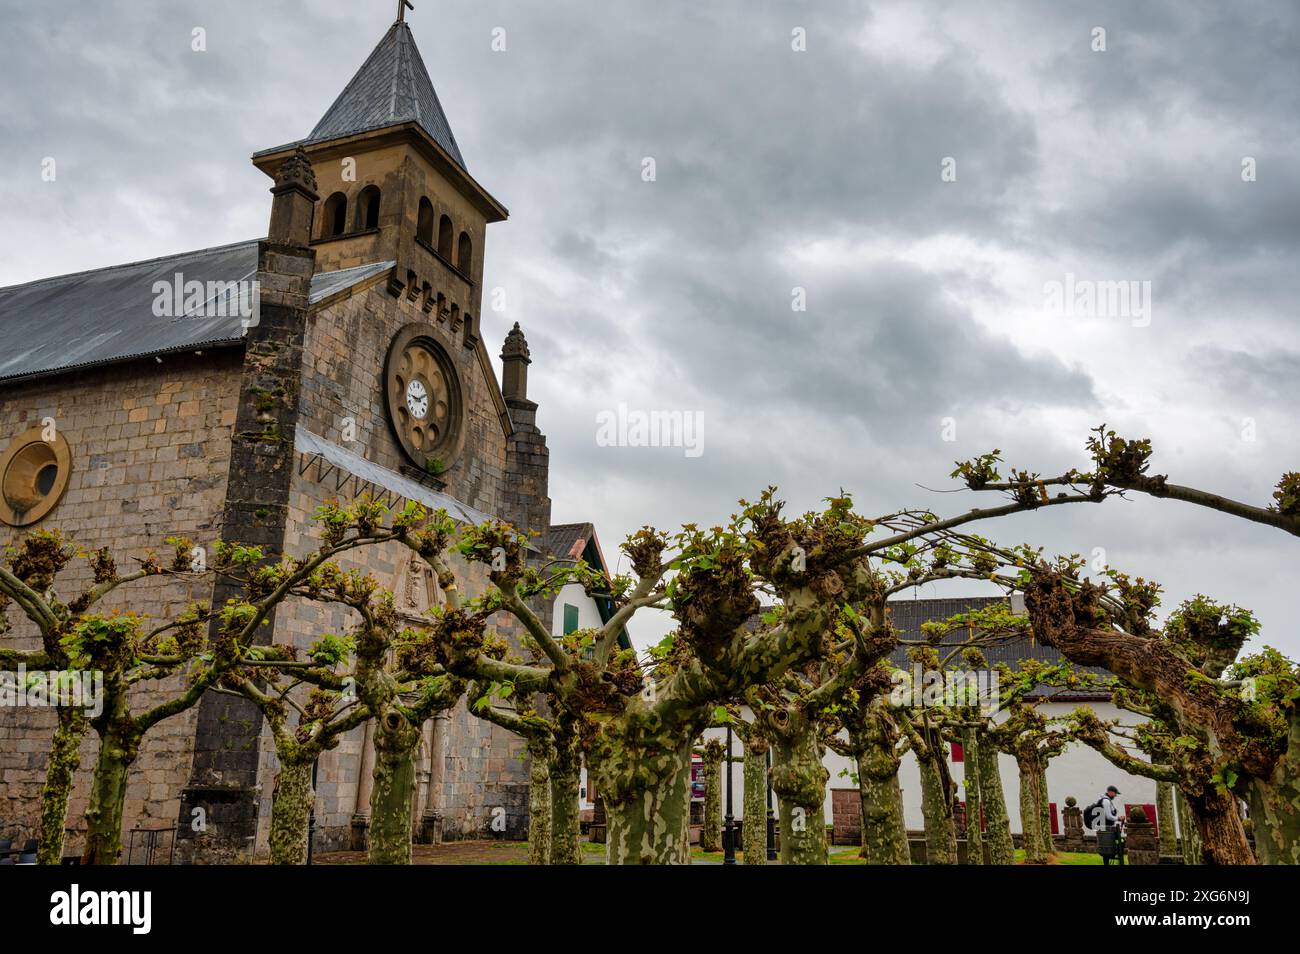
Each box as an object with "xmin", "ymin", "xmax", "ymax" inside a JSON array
[{"xmin": 304, "ymin": 22, "xmax": 464, "ymax": 168}]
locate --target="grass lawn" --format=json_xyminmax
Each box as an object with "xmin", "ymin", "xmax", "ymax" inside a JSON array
[
  {"xmin": 319, "ymin": 839, "xmax": 1105, "ymax": 865},
  {"xmin": 1014, "ymin": 848, "xmax": 1103, "ymax": 865}
]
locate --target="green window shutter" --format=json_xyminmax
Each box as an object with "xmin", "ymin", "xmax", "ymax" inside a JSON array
[{"xmin": 563, "ymin": 603, "xmax": 580, "ymax": 635}]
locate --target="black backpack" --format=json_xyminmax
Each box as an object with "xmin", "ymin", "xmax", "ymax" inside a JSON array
[{"xmin": 1083, "ymin": 798, "xmax": 1106, "ymax": 830}]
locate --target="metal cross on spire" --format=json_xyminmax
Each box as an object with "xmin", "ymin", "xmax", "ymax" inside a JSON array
[{"xmin": 397, "ymin": 0, "xmax": 414, "ymax": 23}]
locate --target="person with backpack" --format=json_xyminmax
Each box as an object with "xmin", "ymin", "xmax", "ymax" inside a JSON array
[
  {"xmin": 1082, "ymin": 786, "xmax": 1125, "ymax": 864},
  {"xmin": 1082, "ymin": 785, "xmax": 1122, "ymax": 830},
  {"xmin": 1099, "ymin": 786, "xmax": 1121, "ymax": 829}
]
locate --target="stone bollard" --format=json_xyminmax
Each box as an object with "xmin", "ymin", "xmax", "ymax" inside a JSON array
[
  {"xmin": 1062, "ymin": 797, "xmax": 1085, "ymax": 852},
  {"xmin": 1126, "ymin": 806, "xmax": 1158, "ymax": 865}
]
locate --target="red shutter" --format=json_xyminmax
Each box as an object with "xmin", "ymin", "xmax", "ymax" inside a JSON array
[
  {"xmin": 1048, "ymin": 802, "xmax": 1058, "ymax": 834},
  {"xmin": 951, "ymin": 742, "xmax": 964, "ymax": 763}
]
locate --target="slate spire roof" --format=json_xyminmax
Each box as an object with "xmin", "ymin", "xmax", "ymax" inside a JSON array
[{"xmin": 306, "ymin": 21, "xmax": 465, "ymax": 168}]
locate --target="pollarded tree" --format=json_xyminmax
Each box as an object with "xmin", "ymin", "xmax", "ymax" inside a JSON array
[
  {"xmin": 901, "ymin": 598, "xmax": 1105, "ymax": 866},
  {"xmin": 954, "ymin": 427, "xmax": 1300, "ymax": 860},
  {"xmin": 426, "ymin": 480, "xmax": 1103, "ymax": 865},
  {"xmin": 762, "ymin": 543, "xmax": 1012, "ymax": 866},
  {"xmin": 745, "ymin": 598, "xmax": 901, "ymax": 866},
  {"xmin": 1066, "ymin": 704, "xmax": 1213, "ymax": 855},
  {"xmin": 469, "ymin": 687, "xmax": 554, "ymax": 865},
  {"xmin": 0, "ymin": 530, "xmax": 204, "ymax": 864},
  {"xmin": 1223, "ymin": 647, "xmax": 1300, "ymax": 864},
  {"xmin": 955, "ymin": 425, "xmax": 1300, "ymax": 538},
  {"xmin": 221, "ymin": 672, "xmax": 370, "ymax": 865},
  {"xmin": 449, "ymin": 493, "xmax": 897, "ymax": 863},
  {"xmin": 67, "ymin": 502, "xmax": 421, "ymax": 865},
  {"xmin": 213, "ymin": 499, "xmax": 488, "ymax": 866},
  {"xmin": 986, "ymin": 703, "xmax": 1068, "ymax": 863},
  {"xmin": 724, "ymin": 713, "xmax": 773, "ymax": 864},
  {"xmin": 933, "ymin": 529, "xmax": 1285, "ymax": 865},
  {"xmin": 1014, "ymin": 559, "xmax": 1269, "ymax": 864},
  {"xmin": 467, "ymin": 687, "xmax": 584, "ymax": 865},
  {"xmin": 449, "ymin": 493, "xmax": 883, "ymax": 865},
  {"xmin": 697, "ymin": 737, "xmax": 726, "ymax": 853},
  {"xmin": 831, "ymin": 686, "xmax": 911, "ymax": 865}
]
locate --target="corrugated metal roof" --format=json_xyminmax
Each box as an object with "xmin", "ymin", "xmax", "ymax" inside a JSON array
[
  {"xmin": 0, "ymin": 244, "xmax": 394, "ymax": 384},
  {"xmin": 296, "ymin": 428, "xmax": 496, "ymax": 528},
  {"xmin": 296, "ymin": 22, "xmax": 464, "ymax": 168}
]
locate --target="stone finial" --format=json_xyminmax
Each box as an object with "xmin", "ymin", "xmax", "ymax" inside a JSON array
[
  {"xmin": 501, "ymin": 322, "xmax": 531, "ymax": 362},
  {"xmin": 501, "ymin": 322, "xmax": 531, "ymax": 402},
  {"xmin": 267, "ymin": 145, "xmax": 319, "ymax": 248},
  {"xmin": 273, "ymin": 145, "xmax": 319, "ymax": 199}
]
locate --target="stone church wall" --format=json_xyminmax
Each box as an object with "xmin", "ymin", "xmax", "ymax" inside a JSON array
[
  {"xmin": 298, "ymin": 279, "xmax": 512, "ymax": 521},
  {"xmin": 0, "ymin": 351, "xmax": 242, "ymax": 852},
  {"xmin": 234, "ymin": 276, "xmax": 539, "ymax": 852}
]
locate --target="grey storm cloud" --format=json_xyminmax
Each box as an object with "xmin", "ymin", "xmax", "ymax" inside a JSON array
[{"xmin": 0, "ymin": 0, "xmax": 1296, "ymax": 651}]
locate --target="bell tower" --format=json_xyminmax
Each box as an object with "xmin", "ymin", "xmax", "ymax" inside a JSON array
[{"xmin": 251, "ymin": 8, "xmax": 507, "ymax": 353}]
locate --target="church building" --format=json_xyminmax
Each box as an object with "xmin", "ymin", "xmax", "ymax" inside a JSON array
[{"xmin": 0, "ymin": 13, "xmax": 564, "ymax": 859}]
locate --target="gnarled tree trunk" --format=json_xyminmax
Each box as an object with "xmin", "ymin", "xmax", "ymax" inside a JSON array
[
  {"xmin": 769, "ymin": 711, "xmax": 829, "ymax": 865},
  {"xmin": 368, "ymin": 712, "xmax": 422, "ymax": 865},
  {"xmin": 1176, "ymin": 787, "xmax": 1203, "ymax": 865},
  {"xmin": 916, "ymin": 749, "xmax": 954, "ymax": 865},
  {"xmin": 548, "ymin": 734, "xmax": 582, "ymax": 865},
  {"xmin": 81, "ymin": 725, "xmax": 139, "ymax": 865},
  {"xmin": 526, "ymin": 740, "xmax": 552, "ymax": 865},
  {"xmin": 977, "ymin": 732, "xmax": 1014, "ymax": 864},
  {"xmin": 37, "ymin": 709, "xmax": 86, "ymax": 865},
  {"xmin": 268, "ymin": 758, "xmax": 315, "ymax": 865},
  {"xmin": 857, "ymin": 706, "xmax": 909, "ymax": 865},
  {"xmin": 1185, "ymin": 785, "xmax": 1254, "ymax": 865},
  {"xmin": 1244, "ymin": 712, "xmax": 1300, "ymax": 864},
  {"xmin": 963, "ymin": 726, "xmax": 983, "ymax": 865},
  {"xmin": 698, "ymin": 742, "xmax": 724, "ymax": 853},
  {"xmin": 1016, "ymin": 754, "xmax": 1046, "ymax": 863},
  {"xmin": 859, "ymin": 755, "xmax": 909, "ymax": 864},
  {"xmin": 743, "ymin": 735, "xmax": 770, "ymax": 864}
]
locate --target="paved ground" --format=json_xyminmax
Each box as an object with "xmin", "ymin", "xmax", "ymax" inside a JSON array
[
  {"xmin": 314, "ymin": 840, "xmax": 608, "ymax": 865},
  {"xmin": 313, "ymin": 840, "xmax": 1103, "ymax": 865}
]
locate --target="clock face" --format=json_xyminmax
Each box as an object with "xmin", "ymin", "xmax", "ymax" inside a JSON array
[
  {"xmin": 384, "ymin": 326, "xmax": 465, "ymax": 469},
  {"xmin": 406, "ymin": 379, "xmax": 429, "ymax": 419}
]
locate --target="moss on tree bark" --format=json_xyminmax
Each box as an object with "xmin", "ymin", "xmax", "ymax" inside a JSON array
[
  {"xmin": 1157, "ymin": 781, "xmax": 1178, "ymax": 856},
  {"xmin": 769, "ymin": 710, "xmax": 829, "ymax": 865},
  {"xmin": 548, "ymin": 731, "xmax": 582, "ymax": 865},
  {"xmin": 527, "ymin": 740, "xmax": 553, "ymax": 865},
  {"xmin": 1016, "ymin": 755, "xmax": 1046, "ymax": 863},
  {"xmin": 742, "ymin": 734, "xmax": 770, "ymax": 864},
  {"xmin": 1038, "ymin": 765, "xmax": 1054, "ymax": 857},
  {"xmin": 855, "ymin": 704, "xmax": 909, "ymax": 865},
  {"xmin": 368, "ymin": 713, "xmax": 422, "ymax": 865},
  {"xmin": 963, "ymin": 725, "xmax": 983, "ymax": 865},
  {"xmin": 977, "ymin": 733, "xmax": 1014, "ymax": 864},
  {"xmin": 916, "ymin": 752, "xmax": 954, "ymax": 865},
  {"xmin": 699, "ymin": 739, "xmax": 725, "ymax": 853},
  {"xmin": 81, "ymin": 726, "xmax": 139, "ymax": 865},
  {"xmin": 37, "ymin": 709, "xmax": 85, "ymax": 865},
  {"xmin": 269, "ymin": 757, "xmax": 315, "ymax": 865}
]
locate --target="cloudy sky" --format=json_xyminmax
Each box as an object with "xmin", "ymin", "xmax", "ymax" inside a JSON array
[{"xmin": 1, "ymin": 1, "xmax": 1296, "ymax": 654}]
